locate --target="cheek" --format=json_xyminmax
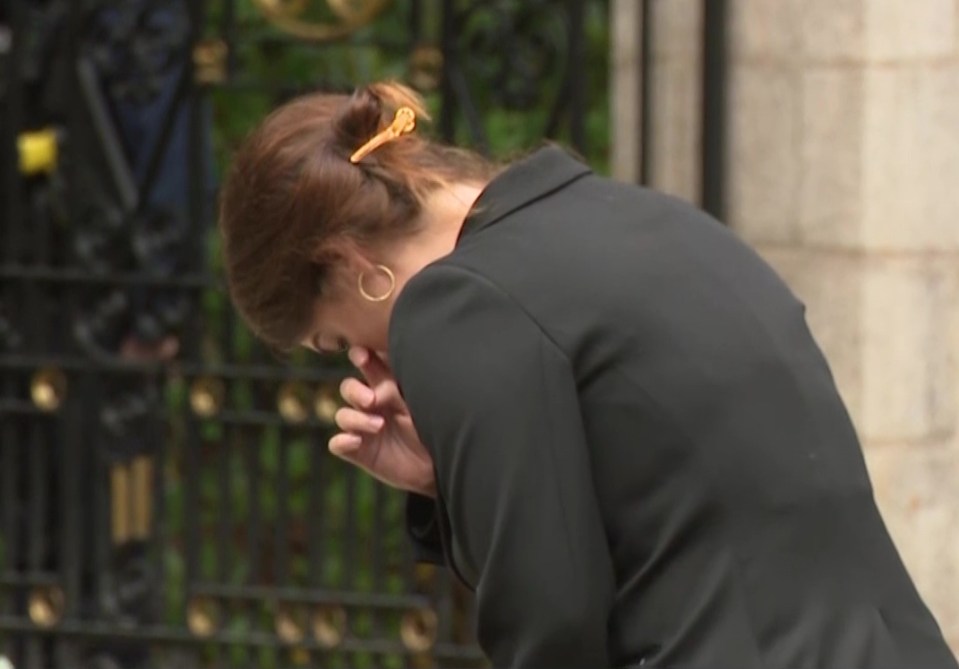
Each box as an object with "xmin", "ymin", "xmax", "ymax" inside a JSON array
[{"xmin": 352, "ymin": 304, "xmax": 392, "ymax": 350}]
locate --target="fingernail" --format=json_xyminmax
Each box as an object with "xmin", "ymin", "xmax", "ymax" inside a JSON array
[
  {"xmin": 370, "ymin": 415, "xmax": 384, "ymax": 429},
  {"xmin": 348, "ymin": 347, "xmax": 368, "ymax": 367},
  {"xmin": 359, "ymin": 386, "xmax": 375, "ymax": 407}
]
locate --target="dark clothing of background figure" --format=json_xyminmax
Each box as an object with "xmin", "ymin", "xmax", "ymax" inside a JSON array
[{"xmin": 390, "ymin": 147, "xmax": 959, "ymax": 669}]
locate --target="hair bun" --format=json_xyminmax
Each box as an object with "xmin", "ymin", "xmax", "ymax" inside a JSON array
[
  {"xmin": 333, "ymin": 81, "xmax": 431, "ymax": 160},
  {"xmin": 333, "ymin": 86, "xmax": 384, "ymax": 154}
]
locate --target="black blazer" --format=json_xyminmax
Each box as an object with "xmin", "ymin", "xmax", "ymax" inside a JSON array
[{"xmin": 388, "ymin": 146, "xmax": 958, "ymax": 669}]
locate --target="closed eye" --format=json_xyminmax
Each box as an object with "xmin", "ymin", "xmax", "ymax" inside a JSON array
[{"xmin": 312, "ymin": 334, "xmax": 348, "ymax": 355}]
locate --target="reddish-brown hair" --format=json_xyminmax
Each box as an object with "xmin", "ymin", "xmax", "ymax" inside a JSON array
[{"xmin": 218, "ymin": 81, "xmax": 496, "ymax": 351}]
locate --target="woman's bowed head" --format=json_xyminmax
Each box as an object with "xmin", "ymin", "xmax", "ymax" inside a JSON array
[{"xmin": 218, "ymin": 82, "xmax": 496, "ymax": 498}]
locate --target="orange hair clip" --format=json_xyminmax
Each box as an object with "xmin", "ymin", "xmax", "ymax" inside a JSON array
[{"xmin": 349, "ymin": 107, "xmax": 417, "ymax": 164}]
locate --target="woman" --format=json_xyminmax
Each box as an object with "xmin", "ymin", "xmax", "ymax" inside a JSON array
[{"xmin": 219, "ymin": 82, "xmax": 958, "ymax": 669}]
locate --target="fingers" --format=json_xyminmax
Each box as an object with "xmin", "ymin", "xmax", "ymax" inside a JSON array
[
  {"xmin": 328, "ymin": 432, "xmax": 362, "ymax": 458},
  {"xmin": 340, "ymin": 377, "xmax": 375, "ymax": 410},
  {"xmin": 334, "ymin": 406, "xmax": 384, "ymax": 435},
  {"xmin": 348, "ymin": 347, "xmax": 403, "ymax": 409},
  {"xmin": 349, "ymin": 346, "xmax": 392, "ymax": 387}
]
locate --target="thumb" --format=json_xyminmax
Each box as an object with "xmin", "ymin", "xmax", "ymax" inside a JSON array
[{"xmin": 348, "ymin": 346, "xmax": 402, "ymax": 407}]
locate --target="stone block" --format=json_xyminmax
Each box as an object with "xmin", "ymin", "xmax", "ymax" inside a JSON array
[
  {"xmin": 649, "ymin": 0, "xmax": 703, "ymax": 61},
  {"xmin": 865, "ymin": 0, "xmax": 957, "ymax": 61},
  {"xmin": 727, "ymin": 64, "xmax": 803, "ymax": 243},
  {"xmin": 729, "ymin": 0, "xmax": 803, "ymax": 62},
  {"xmin": 800, "ymin": 0, "xmax": 866, "ymax": 62},
  {"xmin": 860, "ymin": 257, "xmax": 958, "ymax": 442},
  {"xmin": 798, "ymin": 67, "xmax": 865, "ymax": 246},
  {"xmin": 861, "ymin": 63, "xmax": 959, "ymax": 251}
]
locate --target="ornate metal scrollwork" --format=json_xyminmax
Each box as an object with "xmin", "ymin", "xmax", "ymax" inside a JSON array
[
  {"xmin": 0, "ymin": 309, "xmax": 22, "ymax": 351},
  {"xmin": 251, "ymin": 0, "xmax": 394, "ymax": 42},
  {"xmin": 458, "ymin": 0, "xmax": 568, "ymax": 110},
  {"xmin": 85, "ymin": 0, "xmax": 190, "ymax": 105}
]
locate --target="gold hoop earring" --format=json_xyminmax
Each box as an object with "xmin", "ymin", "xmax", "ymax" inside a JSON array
[{"xmin": 358, "ymin": 264, "xmax": 396, "ymax": 302}]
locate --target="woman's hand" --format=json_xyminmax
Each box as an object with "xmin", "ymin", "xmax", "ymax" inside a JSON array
[{"xmin": 329, "ymin": 346, "xmax": 436, "ymax": 497}]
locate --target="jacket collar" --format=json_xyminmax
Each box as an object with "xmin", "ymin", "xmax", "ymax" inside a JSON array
[{"xmin": 457, "ymin": 144, "xmax": 593, "ymax": 244}]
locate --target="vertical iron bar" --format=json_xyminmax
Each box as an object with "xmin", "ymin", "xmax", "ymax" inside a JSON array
[
  {"xmin": 639, "ymin": 0, "xmax": 653, "ymax": 184},
  {"xmin": 370, "ymin": 482, "xmax": 385, "ymax": 668},
  {"xmin": 409, "ymin": 0, "xmax": 422, "ymax": 45},
  {"xmin": 56, "ymin": 384, "xmax": 81, "ymax": 668},
  {"xmin": 344, "ymin": 467, "xmax": 357, "ymax": 589},
  {"xmin": 245, "ymin": 428, "xmax": 262, "ymax": 584},
  {"xmin": 151, "ymin": 378, "xmax": 168, "ymax": 632},
  {"xmin": 24, "ymin": 423, "xmax": 46, "ymax": 669},
  {"xmin": 222, "ymin": 0, "xmax": 238, "ymax": 77},
  {"xmin": 0, "ymin": 2, "xmax": 22, "ymax": 652},
  {"xmin": 93, "ymin": 405, "xmax": 110, "ymax": 621},
  {"xmin": 308, "ymin": 428, "xmax": 324, "ymax": 587},
  {"xmin": 217, "ymin": 428, "xmax": 232, "ymax": 584},
  {"xmin": 2, "ymin": 0, "xmax": 24, "ymax": 264},
  {"xmin": 1, "ymin": 418, "xmax": 19, "ymax": 579},
  {"xmin": 274, "ymin": 430, "xmax": 290, "ymax": 587},
  {"xmin": 184, "ymin": 0, "xmax": 208, "ymax": 605},
  {"xmin": 438, "ymin": 0, "xmax": 456, "ymax": 141},
  {"xmin": 566, "ymin": 0, "xmax": 587, "ymax": 154},
  {"xmin": 701, "ymin": 0, "xmax": 728, "ymax": 219},
  {"xmin": 184, "ymin": 414, "xmax": 200, "ymax": 589}
]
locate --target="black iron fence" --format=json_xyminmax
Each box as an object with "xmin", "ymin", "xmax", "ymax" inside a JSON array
[{"xmin": 0, "ymin": 1, "xmax": 609, "ymax": 667}]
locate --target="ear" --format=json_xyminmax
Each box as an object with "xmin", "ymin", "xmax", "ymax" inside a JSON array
[{"xmin": 315, "ymin": 237, "xmax": 378, "ymax": 275}]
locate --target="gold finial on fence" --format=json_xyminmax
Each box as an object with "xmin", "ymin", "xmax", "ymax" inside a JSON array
[
  {"xmin": 28, "ymin": 586, "xmax": 65, "ymax": 628},
  {"xmin": 400, "ymin": 608, "xmax": 438, "ymax": 652},
  {"xmin": 313, "ymin": 605, "xmax": 347, "ymax": 648},
  {"xmin": 190, "ymin": 377, "xmax": 225, "ymax": 417},
  {"xmin": 30, "ymin": 367, "xmax": 66, "ymax": 412},
  {"xmin": 251, "ymin": 0, "xmax": 393, "ymax": 42}
]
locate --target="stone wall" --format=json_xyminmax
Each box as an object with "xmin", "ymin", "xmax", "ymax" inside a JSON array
[{"xmin": 611, "ymin": 0, "xmax": 959, "ymax": 652}]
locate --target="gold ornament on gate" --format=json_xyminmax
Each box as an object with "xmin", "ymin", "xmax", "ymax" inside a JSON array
[
  {"xmin": 28, "ymin": 586, "xmax": 65, "ymax": 628},
  {"xmin": 408, "ymin": 44, "xmax": 443, "ymax": 92},
  {"xmin": 251, "ymin": 0, "xmax": 393, "ymax": 42},
  {"xmin": 312, "ymin": 605, "xmax": 347, "ymax": 648},
  {"xmin": 278, "ymin": 381, "xmax": 311, "ymax": 423},
  {"xmin": 18, "ymin": 128, "xmax": 59, "ymax": 175},
  {"xmin": 31, "ymin": 367, "xmax": 67, "ymax": 412},
  {"xmin": 401, "ymin": 608, "xmax": 438, "ymax": 652},
  {"xmin": 314, "ymin": 384, "xmax": 340, "ymax": 425},
  {"xmin": 193, "ymin": 38, "xmax": 228, "ymax": 84},
  {"xmin": 275, "ymin": 603, "xmax": 308, "ymax": 644},
  {"xmin": 189, "ymin": 376, "xmax": 225, "ymax": 417},
  {"xmin": 187, "ymin": 596, "xmax": 220, "ymax": 638}
]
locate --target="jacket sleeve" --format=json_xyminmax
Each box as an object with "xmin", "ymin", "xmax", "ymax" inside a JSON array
[
  {"xmin": 405, "ymin": 493, "xmax": 445, "ymax": 564},
  {"xmin": 390, "ymin": 263, "xmax": 616, "ymax": 668}
]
